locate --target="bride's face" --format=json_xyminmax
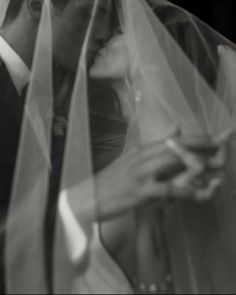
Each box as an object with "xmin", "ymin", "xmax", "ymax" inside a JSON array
[{"xmin": 90, "ymin": 34, "xmax": 129, "ymax": 80}]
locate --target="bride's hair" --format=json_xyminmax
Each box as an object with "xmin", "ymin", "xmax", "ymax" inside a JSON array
[
  {"xmin": 89, "ymin": 83, "xmax": 127, "ymax": 172},
  {"xmin": 2, "ymin": 0, "xmax": 23, "ymax": 24}
]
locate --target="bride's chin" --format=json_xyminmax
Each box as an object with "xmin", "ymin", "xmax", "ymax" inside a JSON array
[
  {"xmin": 89, "ymin": 67, "xmax": 119, "ymax": 82},
  {"xmin": 89, "ymin": 66, "xmax": 103, "ymax": 79}
]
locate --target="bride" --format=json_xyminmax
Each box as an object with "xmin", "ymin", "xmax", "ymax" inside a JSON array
[
  {"xmin": 3, "ymin": 0, "xmax": 235, "ymax": 294},
  {"xmin": 69, "ymin": 24, "xmax": 228, "ymax": 293},
  {"xmin": 10, "ymin": 0, "xmax": 236, "ymax": 292}
]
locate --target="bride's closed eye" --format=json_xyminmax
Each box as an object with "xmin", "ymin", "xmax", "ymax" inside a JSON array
[
  {"xmin": 111, "ymin": 28, "xmax": 123, "ymax": 37},
  {"xmin": 115, "ymin": 30, "xmax": 123, "ymax": 37},
  {"xmin": 115, "ymin": 29, "xmax": 123, "ymax": 35}
]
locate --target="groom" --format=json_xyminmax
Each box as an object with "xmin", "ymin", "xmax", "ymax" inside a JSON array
[
  {"xmin": 0, "ymin": 0, "xmax": 224, "ymax": 293},
  {"xmin": 0, "ymin": 1, "xmax": 113, "ymax": 293}
]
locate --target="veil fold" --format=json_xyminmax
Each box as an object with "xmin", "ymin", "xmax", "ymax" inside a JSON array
[
  {"xmin": 53, "ymin": 0, "xmax": 100, "ymax": 293},
  {"xmin": 119, "ymin": 0, "xmax": 236, "ymax": 293},
  {"xmin": 0, "ymin": 0, "xmax": 10, "ymax": 27},
  {"xmin": 5, "ymin": 0, "xmax": 53, "ymax": 293},
  {"xmin": 1, "ymin": 0, "xmax": 236, "ymax": 294}
]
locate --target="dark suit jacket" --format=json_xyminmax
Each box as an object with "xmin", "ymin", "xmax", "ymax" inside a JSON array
[
  {"xmin": 0, "ymin": 59, "xmax": 127, "ymax": 293},
  {"xmin": 0, "ymin": 59, "xmax": 24, "ymax": 294},
  {"xmin": 0, "ymin": 59, "xmax": 65, "ymax": 294}
]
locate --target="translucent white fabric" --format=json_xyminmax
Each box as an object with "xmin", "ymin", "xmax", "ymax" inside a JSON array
[
  {"xmin": 5, "ymin": 0, "xmax": 53, "ymax": 293},
  {"xmin": 217, "ymin": 46, "xmax": 236, "ymax": 117},
  {"xmin": 0, "ymin": 0, "xmax": 10, "ymax": 27},
  {"xmin": 120, "ymin": 0, "xmax": 235, "ymax": 140},
  {"xmin": 53, "ymin": 1, "xmax": 99, "ymax": 292},
  {"xmin": 118, "ymin": 0, "xmax": 236, "ymax": 293},
  {"xmin": 71, "ymin": 224, "xmax": 132, "ymax": 294},
  {"xmin": 2, "ymin": 0, "xmax": 236, "ymax": 294}
]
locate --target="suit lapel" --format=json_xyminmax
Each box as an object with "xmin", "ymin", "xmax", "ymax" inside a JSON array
[{"xmin": 0, "ymin": 59, "xmax": 25, "ymax": 124}]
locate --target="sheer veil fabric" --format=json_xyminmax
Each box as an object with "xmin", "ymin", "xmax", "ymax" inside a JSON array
[
  {"xmin": 5, "ymin": 0, "xmax": 53, "ymax": 293},
  {"xmin": 1, "ymin": 0, "xmax": 236, "ymax": 294},
  {"xmin": 54, "ymin": 1, "xmax": 100, "ymax": 293},
  {"xmin": 118, "ymin": 1, "xmax": 236, "ymax": 293},
  {"xmin": 0, "ymin": 0, "xmax": 10, "ymax": 27}
]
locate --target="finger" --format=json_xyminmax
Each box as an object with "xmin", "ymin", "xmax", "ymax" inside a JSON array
[
  {"xmin": 140, "ymin": 181, "xmax": 169, "ymax": 201},
  {"xmin": 191, "ymin": 172, "xmax": 224, "ymax": 189},
  {"xmin": 178, "ymin": 135, "xmax": 219, "ymax": 157},
  {"xmin": 146, "ymin": 174, "xmax": 222, "ymax": 204},
  {"xmin": 166, "ymin": 176, "xmax": 221, "ymax": 202},
  {"xmin": 139, "ymin": 141, "xmax": 185, "ymax": 170},
  {"xmin": 207, "ymin": 147, "xmax": 226, "ymax": 170},
  {"xmin": 138, "ymin": 152, "xmax": 186, "ymax": 181},
  {"xmin": 139, "ymin": 141, "xmax": 170, "ymax": 161},
  {"xmin": 166, "ymin": 139, "xmax": 204, "ymax": 173},
  {"xmin": 174, "ymin": 164, "xmax": 224, "ymax": 189},
  {"xmin": 138, "ymin": 128, "xmax": 181, "ymax": 161},
  {"xmin": 214, "ymin": 127, "xmax": 236, "ymax": 146},
  {"xmin": 194, "ymin": 178, "xmax": 222, "ymax": 202},
  {"xmin": 166, "ymin": 181, "xmax": 195, "ymax": 201},
  {"xmin": 142, "ymin": 179, "xmax": 194, "ymax": 203},
  {"xmin": 164, "ymin": 169, "xmax": 204, "ymax": 200}
]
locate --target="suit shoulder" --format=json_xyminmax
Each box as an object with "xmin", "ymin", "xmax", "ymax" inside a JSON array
[{"xmin": 0, "ymin": 58, "xmax": 6, "ymax": 76}]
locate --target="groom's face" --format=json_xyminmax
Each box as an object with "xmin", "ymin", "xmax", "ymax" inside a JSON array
[{"xmin": 52, "ymin": 0, "xmax": 112, "ymax": 72}]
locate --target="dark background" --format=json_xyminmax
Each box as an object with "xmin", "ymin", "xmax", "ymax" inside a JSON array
[{"xmin": 170, "ymin": 0, "xmax": 235, "ymax": 42}]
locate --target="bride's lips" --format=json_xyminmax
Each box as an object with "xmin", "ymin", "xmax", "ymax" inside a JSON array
[
  {"xmin": 90, "ymin": 43, "xmax": 108, "ymax": 66},
  {"xmin": 94, "ymin": 47, "xmax": 106, "ymax": 60}
]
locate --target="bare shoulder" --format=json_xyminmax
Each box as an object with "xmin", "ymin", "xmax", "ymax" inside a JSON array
[{"xmin": 100, "ymin": 211, "xmax": 136, "ymax": 256}]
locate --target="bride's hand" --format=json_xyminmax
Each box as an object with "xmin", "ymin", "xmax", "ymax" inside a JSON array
[
  {"xmin": 166, "ymin": 137, "xmax": 226, "ymax": 202},
  {"xmin": 94, "ymin": 139, "xmax": 224, "ymax": 221},
  {"xmin": 66, "ymin": 137, "xmax": 225, "ymax": 222}
]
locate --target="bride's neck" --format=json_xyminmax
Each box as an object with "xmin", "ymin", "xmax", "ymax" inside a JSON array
[
  {"xmin": 111, "ymin": 80, "xmax": 130, "ymax": 99},
  {"xmin": 111, "ymin": 80, "xmax": 134, "ymax": 122}
]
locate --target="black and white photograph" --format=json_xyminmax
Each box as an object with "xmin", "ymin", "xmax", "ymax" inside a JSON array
[{"xmin": 0, "ymin": 0, "xmax": 236, "ymax": 294}]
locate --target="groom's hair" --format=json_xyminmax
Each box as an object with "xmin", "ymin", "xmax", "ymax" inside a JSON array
[
  {"xmin": 3, "ymin": 0, "xmax": 23, "ymax": 24},
  {"xmin": 3, "ymin": 0, "xmax": 68, "ymax": 25}
]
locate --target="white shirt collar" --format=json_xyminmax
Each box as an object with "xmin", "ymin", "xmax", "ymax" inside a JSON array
[{"xmin": 0, "ymin": 35, "xmax": 30, "ymax": 95}]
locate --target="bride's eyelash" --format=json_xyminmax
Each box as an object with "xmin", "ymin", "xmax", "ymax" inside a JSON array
[{"xmin": 113, "ymin": 28, "xmax": 123, "ymax": 35}]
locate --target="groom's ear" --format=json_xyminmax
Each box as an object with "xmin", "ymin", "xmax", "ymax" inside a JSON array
[{"xmin": 26, "ymin": 0, "xmax": 43, "ymax": 22}]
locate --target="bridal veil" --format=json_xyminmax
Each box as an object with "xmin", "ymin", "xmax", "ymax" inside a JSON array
[{"xmin": 1, "ymin": 0, "xmax": 236, "ymax": 293}]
